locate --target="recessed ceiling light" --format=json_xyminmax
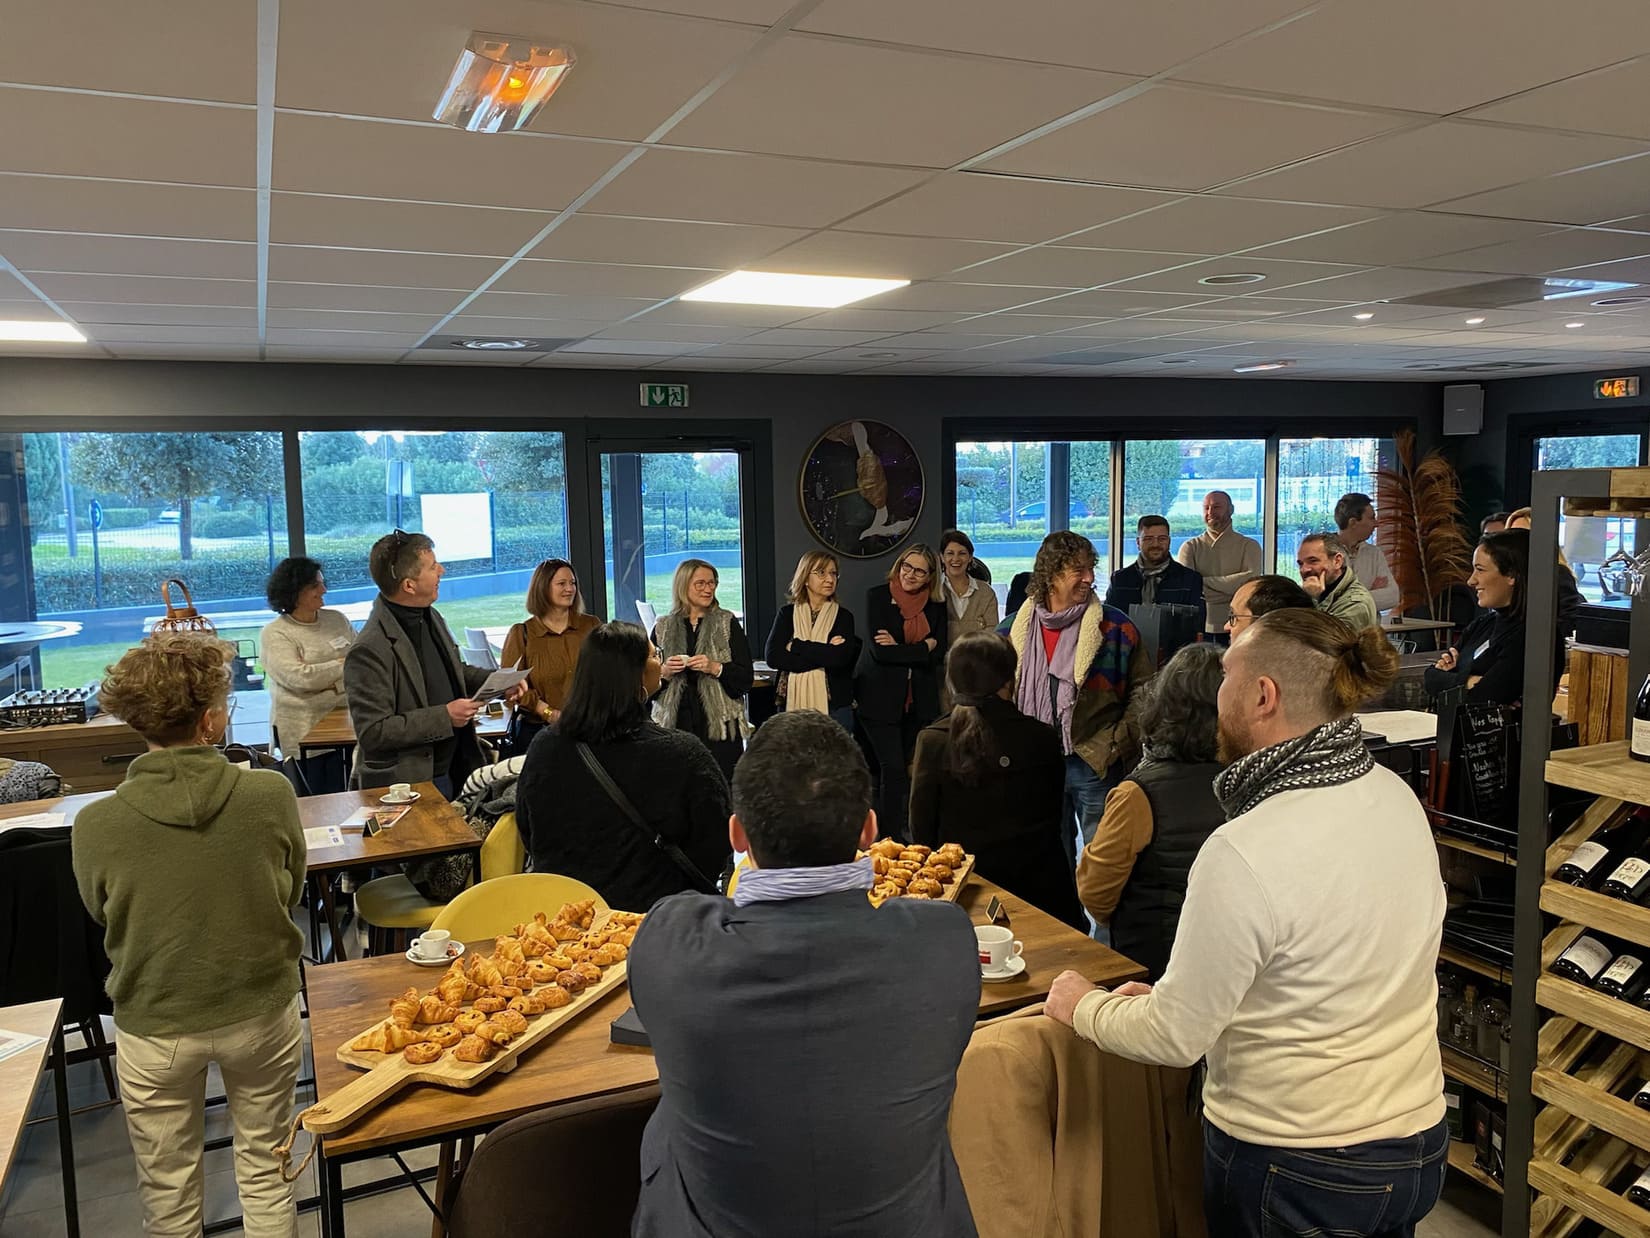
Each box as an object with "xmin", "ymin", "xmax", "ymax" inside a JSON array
[
  {"xmin": 1464, "ymin": 317, "xmax": 1486, "ymax": 325},
  {"xmin": 1353, "ymin": 312, "xmax": 1375, "ymax": 321},
  {"xmin": 1233, "ymin": 360, "xmax": 1295, "ymax": 373},
  {"xmin": 454, "ymin": 337, "xmax": 535, "ymax": 350},
  {"xmin": 1593, "ymin": 296, "xmax": 1650, "ymax": 307},
  {"xmin": 681, "ymin": 271, "xmax": 909, "ymax": 309},
  {"xmin": 0, "ymin": 320, "xmax": 86, "ymax": 343},
  {"xmin": 433, "ymin": 32, "xmax": 576, "ymax": 133},
  {"xmin": 1198, "ymin": 272, "xmax": 1267, "ymax": 286},
  {"xmin": 1565, "ymin": 320, "xmax": 1586, "ymax": 328}
]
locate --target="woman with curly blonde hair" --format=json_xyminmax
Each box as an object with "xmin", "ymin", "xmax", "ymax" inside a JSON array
[{"xmin": 72, "ymin": 633, "xmax": 306, "ymax": 1238}]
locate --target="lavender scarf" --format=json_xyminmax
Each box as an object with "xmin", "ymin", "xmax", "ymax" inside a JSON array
[{"xmin": 1017, "ymin": 600, "xmax": 1088, "ymax": 753}]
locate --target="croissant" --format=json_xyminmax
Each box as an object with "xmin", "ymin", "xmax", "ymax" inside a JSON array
[
  {"xmin": 472, "ymin": 1019, "xmax": 513, "ymax": 1045},
  {"xmin": 473, "ymin": 995, "xmax": 507, "ymax": 1014},
  {"xmin": 608, "ymin": 911, "xmax": 645, "ymax": 927},
  {"xmin": 549, "ymin": 921, "xmax": 582, "ymax": 942},
  {"xmin": 425, "ymin": 1023, "xmax": 463, "ymax": 1048},
  {"xmin": 509, "ymin": 993, "xmax": 549, "ymax": 1016},
  {"xmin": 403, "ymin": 1042, "xmax": 445, "ymax": 1065},
  {"xmin": 908, "ymin": 877, "xmax": 943, "ymax": 898},
  {"xmin": 489, "ymin": 984, "xmax": 523, "ymax": 1000},
  {"xmin": 590, "ymin": 946, "xmax": 621, "ymax": 967},
  {"xmin": 554, "ymin": 970, "xmax": 588, "ymax": 994},
  {"xmin": 521, "ymin": 936, "xmax": 552, "ymax": 959},
  {"xmin": 453, "ymin": 1034, "xmax": 493, "ymax": 1063},
  {"xmin": 467, "ymin": 956, "xmax": 504, "ymax": 988},
  {"xmin": 524, "ymin": 961, "xmax": 559, "ymax": 985},
  {"xmin": 351, "ymin": 1022, "xmax": 428, "ymax": 1053},
  {"xmin": 571, "ymin": 961, "xmax": 602, "ymax": 985},
  {"xmin": 561, "ymin": 944, "xmax": 589, "ymax": 963},
  {"xmin": 435, "ymin": 966, "xmax": 469, "ymax": 1008},
  {"xmin": 544, "ymin": 954, "xmax": 574, "ymax": 972},
  {"xmin": 492, "ymin": 1008, "xmax": 529, "ymax": 1036},
  {"xmin": 388, "ymin": 988, "xmax": 421, "ymax": 1028},
  {"xmin": 453, "ymin": 1010, "xmax": 488, "ymax": 1035},
  {"xmin": 416, "ymin": 995, "xmax": 459, "ymax": 1025},
  {"xmin": 493, "ymin": 936, "xmax": 526, "ymax": 965},
  {"xmin": 608, "ymin": 929, "xmax": 636, "ymax": 948}
]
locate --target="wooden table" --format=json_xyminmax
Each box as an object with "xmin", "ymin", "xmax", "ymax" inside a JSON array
[
  {"xmin": 0, "ymin": 714, "xmax": 147, "ymax": 793},
  {"xmin": 303, "ymin": 876, "xmax": 1143, "ymax": 1237},
  {"xmin": 1383, "ymin": 617, "xmax": 1459, "ymax": 633},
  {"xmin": 0, "ymin": 998, "xmax": 77, "ymax": 1237},
  {"xmin": 297, "ymin": 706, "xmax": 507, "ymax": 764},
  {"xmin": 0, "ymin": 791, "xmax": 108, "ymax": 832}
]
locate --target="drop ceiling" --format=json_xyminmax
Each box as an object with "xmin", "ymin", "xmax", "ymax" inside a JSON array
[{"xmin": 3, "ymin": 0, "xmax": 1650, "ymax": 379}]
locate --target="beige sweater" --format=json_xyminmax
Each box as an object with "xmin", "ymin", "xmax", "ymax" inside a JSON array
[
  {"xmin": 1073, "ymin": 766, "xmax": 1447, "ymax": 1148},
  {"xmin": 1176, "ymin": 529, "xmax": 1261, "ymax": 632},
  {"xmin": 260, "ymin": 609, "xmax": 355, "ymax": 755}
]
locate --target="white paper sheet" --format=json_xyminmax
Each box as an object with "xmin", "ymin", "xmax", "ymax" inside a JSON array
[
  {"xmin": 468, "ymin": 665, "xmax": 531, "ymax": 702},
  {"xmin": 0, "ymin": 811, "xmax": 68, "ymax": 836},
  {"xmin": 1356, "ymin": 710, "xmax": 1438, "ymax": 745},
  {"xmin": 303, "ymin": 825, "xmax": 344, "ymax": 849},
  {"xmin": 0, "ymin": 1028, "xmax": 47, "ymax": 1064}
]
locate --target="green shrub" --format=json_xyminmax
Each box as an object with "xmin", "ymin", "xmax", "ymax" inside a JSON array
[
  {"xmin": 99, "ymin": 507, "xmax": 153, "ymax": 530},
  {"xmin": 194, "ymin": 510, "xmax": 266, "ymax": 538}
]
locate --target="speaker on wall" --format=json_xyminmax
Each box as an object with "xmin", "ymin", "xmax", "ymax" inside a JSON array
[{"xmin": 1442, "ymin": 384, "xmax": 1484, "ymax": 436}]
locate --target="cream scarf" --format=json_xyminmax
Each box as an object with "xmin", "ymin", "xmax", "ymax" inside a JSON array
[{"xmin": 786, "ymin": 600, "xmax": 839, "ymax": 715}]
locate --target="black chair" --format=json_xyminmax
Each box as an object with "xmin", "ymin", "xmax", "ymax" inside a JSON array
[{"xmin": 446, "ymin": 1093, "xmax": 657, "ymax": 1238}]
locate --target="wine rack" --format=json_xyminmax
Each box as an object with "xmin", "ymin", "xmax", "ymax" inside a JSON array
[{"xmin": 1509, "ymin": 466, "xmax": 1650, "ymax": 1238}]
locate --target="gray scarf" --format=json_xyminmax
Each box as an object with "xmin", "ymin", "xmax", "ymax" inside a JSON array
[
  {"xmin": 1213, "ymin": 717, "xmax": 1373, "ymax": 820},
  {"xmin": 652, "ymin": 608, "xmax": 750, "ymax": 743},
  {"xmin": 1137, "ymin": 556, "xmax": 1170, "ymax": 606}
]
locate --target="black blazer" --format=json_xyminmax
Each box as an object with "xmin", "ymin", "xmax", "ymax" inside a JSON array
[
  {"xmin": 629, "ymin": 889, "xmax": 980, "ymax": 1238},
  {"xmin": 764, "ymin": 603, "xmax": 860, "ymax": 711},
  {"xmin": 909, "ymin": 698, "xmax": 1085, "ymax": 931},
  {"xmin": 1423, "ymin": 610, "xmax": 1559, "ymax": 706},
  {"xmin": 854, "ymin": 587, "xmax": 949, "ymax": 724}
]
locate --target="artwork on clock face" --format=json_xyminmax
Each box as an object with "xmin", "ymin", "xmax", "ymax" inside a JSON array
[{"xmin": 799, "ymin": 420, "xmax": 923, "ymax": 559}]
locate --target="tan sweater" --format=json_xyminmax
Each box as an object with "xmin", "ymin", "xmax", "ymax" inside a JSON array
[
  {"xmin": 1176, "ymin": 529, "xmax": 1261, "ymax": 632},
  {"xmin": 260, "ymin": 609, "xmax": 355, "ymax": 754}
]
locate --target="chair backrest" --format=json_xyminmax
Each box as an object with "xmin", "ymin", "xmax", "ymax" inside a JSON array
[
  {"xmin": 429, "ymin": 872, "xmax": 607, "ymax": 940},
  {"xmin": 0, "ymin": 831, "xmax": 112, "ymax": 1020},
  {"xmin": 463, "ymin": 626, "xmax": 491, "ymax": 649},
  {"xmin": 478, "ymin": 812, "xmax": 526, "ymax": 882},
  {"xmin": 446, "ymin": 1093, "xmax": 657, "ymax": 1238},
  {"xmin": 635, "ymin": 600, "xmax": 658, "ymax": 632},
  {"xmin": 461, "ymin": 643, "xmax": 499, "ymax": 670}
]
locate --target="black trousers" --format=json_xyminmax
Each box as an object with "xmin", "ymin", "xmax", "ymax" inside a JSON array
[{"xmin": 862, "ymin": 713, "xmax": 925, "ymax": 843}]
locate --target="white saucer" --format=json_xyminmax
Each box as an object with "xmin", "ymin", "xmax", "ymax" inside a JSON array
[
  {"xmin": 380, "ymin": 791, "xmax": 420, "ymax": 805},
  {"xmin": 981, "ymin": 955, "xmax": 1026, "ymax": 983},
  {"xmin": 405, "ymin": 942, "xmax": 465, "ymax": 967}
]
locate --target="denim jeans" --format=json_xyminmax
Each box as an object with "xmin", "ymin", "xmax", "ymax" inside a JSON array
[
  {"xmin": 1062, "ymin": 753, "xmax": 1113, "ymax": 870},
  {"xmin": 1203, "ymin": 1118, "xmax": 1449, "ymax": 1238}
]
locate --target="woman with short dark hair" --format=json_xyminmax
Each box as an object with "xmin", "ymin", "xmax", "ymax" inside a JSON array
[
  {"xmin": 499, "ymin": 557, "xmax": 599, "ymax": 752},
  {"xmin": 909, "ymin": 631, "xmax": 1084, "ymax": 929},
  {"xmin": 1077, "ymin": 643, "xmax": 1224, "ymax": 979},
  {"xmin": 259, "ymin": 556, "xmax": 354, "ymax": 756},
  {"xmin": 937, "ymin": 531, "xmax": 999, "ymax": 712},
  {"xmin": 515, "ymin": 622, "xmax": 730, "ymax": 911}
]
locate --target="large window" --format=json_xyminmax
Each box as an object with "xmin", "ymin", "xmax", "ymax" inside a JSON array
[
  {"xmin": 1538, "ymin": 433, "xmax": 1642, "ymax": 604},
  {"xmin": 954, "ymin": 440, "xmax": 1113, "ymax": 585},
  {"xmin": 1277, "ymin": 437, "xmax": 1390, "ymax": 580},
  {"xmin": 23, "ymin": 430, "xmax": 287, "ymax": 690},
  {"xmin": 1121, "ymin": 439, "xmax": 1264, "ymax": 564}
]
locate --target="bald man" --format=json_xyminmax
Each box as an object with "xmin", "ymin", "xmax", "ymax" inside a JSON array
[
  {"xmin": 1046, "ymin": 610, "xmax": 1447, "ymax": 1238},
  {"xmin": 1176, "ymin": 491, "xmax": 1261, "ymax": 640}
]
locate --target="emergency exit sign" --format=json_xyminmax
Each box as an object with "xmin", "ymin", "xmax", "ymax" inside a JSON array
[
  {"xmin": 640, "ymin": 383, "xmax": 689, "ymax": 408},
  {"xmin": 1595, "ymin": 376, "xmax": 1640, "ymax": 399}
]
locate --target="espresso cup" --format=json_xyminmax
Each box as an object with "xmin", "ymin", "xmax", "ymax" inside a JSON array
[
  {"xmin": 388, "ymin": 782, "xmax": 413, "ymax": 801},
  {"xmin": 975, "ymin": 924, "xmax": 1024, "ymax": 974},
  {"xmin": 411, "ymin": 930, "xmax": 451, "ymax": 960}
]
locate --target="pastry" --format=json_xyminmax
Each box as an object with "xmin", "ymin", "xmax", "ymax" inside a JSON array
[
  {"xmin": 492, "ymin": 1008, "xmax": 529, "ymax": 1036},
  {"xmin": 908, "ymin": 877, "xmax": 943, "ymax": 898},
  {"xmin": 388, "ymin": 988, "xmax": 421, "ymax": 1028},
  {"xmin": 590, "ymin": 945, "xmax": 621, "ymax": 967},
  {"xmin": 509, "ymin": 993, "xmax": 549, "ymax": 1016},
  {"xmin": 453, "ymin": 1034, "xmax": 493, "ymax": 1063},
  {"xmin": 554, "ymin": 969, "xmax": 588, "ymax": 994},
  {"xmin": 351, "ymin": 1022, "xmax": 427, "ymax": 1053},
  {"xmin": 540, "ymin": 985, "xmax": 573, "ymax": 1009},
  {"xmin": 524, "ymin": 960, "xmax": 558, "ymax": 985},
  {"xmin": 561, "ymin": 944, "xmax": 590, "ymax": 962},
  {"xmin": 545, "ymin": 954, "xmax": 575, "ymax": 972},
  {"xmin": 489, "ymin": 985, "xmax": 523, "ymax": 1000},
  {"xmin": 493, "ymin": 936, "xmax": 526, "ymax": 965},
  {"xmin": 467, "ymin": 955, "xmax": 505, "ymax": 988},
  {"xmin": 548, "ymin": 921, "xmax": 582, "ymax": 942},
  {"xmin": 471, "ymin": 1019, "xmax": 513, "ymax": 1045},
  {"xmin": 425, "ymin": 1024, "xmax": 463, "ymax": 1048},
  {"xmin": 403, "ymin": 1042, "xmax": 445, "ymax": 1065},
  {"xmin": 473, "ymin": 995, "xmax": 507, "ymax": 1014},
  {"xmin": 416, "ymin": 995, "xmax": 459, "ymax": 1025},
  {"xmin": 453, "ymin": 1009, "xmax": 488, "ymax": 1035}
]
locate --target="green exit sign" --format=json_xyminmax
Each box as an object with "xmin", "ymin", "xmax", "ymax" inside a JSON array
[{"xmin": 640, "ymin": 383, "xmax": 689, "ymax": 408}]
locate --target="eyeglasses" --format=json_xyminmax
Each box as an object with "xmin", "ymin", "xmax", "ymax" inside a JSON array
[{"xmin": 899, "ymin": 563, "xmax": 931, "ymax": 579}]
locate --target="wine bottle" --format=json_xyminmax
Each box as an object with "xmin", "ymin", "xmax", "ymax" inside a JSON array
[
  {"xmin": 1555, "ymin": 819, "xmax": 1650, "ymax": 886},
  {"xmin": 1597, "ymin": 951, "xmax": 1649, "ymax": 1001},
  {"xmin": 1628, "ymin": 1165, "xmax": 1650, "ymax": 1207},
  {"xmin": 1633, "ymin": 1079, "xmax": 1650, "ymax": 1111},
  {"xmin": 1633, "ymin": 672, "xmax": 1650, "ymax": 763},
  {"xmin": 1552, "ymin": 934, "xmax": 1615, "ymax": 985},
  {"xmin": 1601, "ymin": 849, "xmax": 1650, "ymax": 901},
  {"xmin": 1447, "ymin": 984, "xmax": 1480, "ymax": 1051}
]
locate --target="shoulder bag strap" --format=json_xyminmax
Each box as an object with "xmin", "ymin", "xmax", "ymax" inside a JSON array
[{"xmin": 575, "ymin": 741, "xmax": 715, "ymax": 893}]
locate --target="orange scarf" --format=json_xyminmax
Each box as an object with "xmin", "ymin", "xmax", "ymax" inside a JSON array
[{"xmin": 893, "ymin": 583, "xmax": 931, "ymax": 645}]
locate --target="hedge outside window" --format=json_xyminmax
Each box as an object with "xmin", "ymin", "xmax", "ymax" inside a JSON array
[
  {"xmin": 954, "ymin": 440, "xmax": 1113, "ymax": 585},
  {"xmin": 1276, "ymin": 437, "xmax": 1391, "ymax": 580},
  {"xmin": 1121, "ymin": 439, "xmax": 1264, "ymax": 561}
]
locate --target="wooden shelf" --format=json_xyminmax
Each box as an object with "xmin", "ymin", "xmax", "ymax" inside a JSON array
[
  {"xmin": 1441, "ymin": 1041, "xmax": 1509, "ymax": 1102},
  {"xmin": 1447, "ymin": 1137, "xmax": 1503, "ymax": 1194},
  {"xmin": 1548, "ymin": 743, "xmax": 1650, "ymax": 808},
  {"xmin": 1434, "ymin": 830, "xmax": 1517, "ymax": 867},
  {"xmin": 1528, "ymin": 1157, "xmax": 1650, "ymax": 1238},
  {"xmin": 1542, "ymin": 880, "xmax": 1650, "ymax": 954},
  {"xmin": 1538, "ymin": 974, "xmax": 1650, "ymax": 1054},
  {"xmin": 1534, "ymin": 1066, "xmax": 1650, "ymax": 1158},
  {"xmin": 1439, "ymin": 944, "xmax": 1512, "ymax": 985}
]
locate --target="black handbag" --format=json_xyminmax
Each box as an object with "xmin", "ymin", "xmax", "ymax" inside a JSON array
[
  {"xmin": 498, "ymin": 710, "xmax": 545, "ymax": 759},
  {"xmin": 575, "ymin": 742, "xmax": 716, "ymax": 894}
]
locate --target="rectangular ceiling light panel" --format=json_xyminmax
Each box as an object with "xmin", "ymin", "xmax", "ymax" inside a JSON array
[{"xmin": 680, "ymin": 270, "xmax": 910, "ymax": 308}]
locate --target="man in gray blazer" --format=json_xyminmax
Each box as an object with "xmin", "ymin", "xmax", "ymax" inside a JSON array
[
  {"xmin": 628, "ymin": 711, "xmax": 981, "ymax": 1238},
  {"xmin": 342, "ymin": 531, "xmax": 499, "ymax": 794}
]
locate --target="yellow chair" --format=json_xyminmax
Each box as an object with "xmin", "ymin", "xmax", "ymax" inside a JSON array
[
  {"xmin": 430, "ymin": 872, "xmax": 607, "ymax": 942},
  {"xmin": 354, "ymin": 812, "xmax": 528, "ymax": 953}
]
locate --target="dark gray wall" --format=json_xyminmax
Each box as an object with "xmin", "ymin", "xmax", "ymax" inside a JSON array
[{"xmin": 0, "ymin": 357, "xmax": 1443, "ymax": 630}]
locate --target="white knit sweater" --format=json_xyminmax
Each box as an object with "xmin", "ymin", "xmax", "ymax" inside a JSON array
[{"xmin": 1074, "ymin": 765, "xmax": 1446, "ymax": 1148}]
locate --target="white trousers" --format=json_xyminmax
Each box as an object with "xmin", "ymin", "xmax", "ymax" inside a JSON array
[{"xmin": 115, "ymin": 997, "xmax": 304, "ymax": 1238}]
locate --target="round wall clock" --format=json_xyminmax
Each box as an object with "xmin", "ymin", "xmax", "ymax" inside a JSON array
[{"xmin": 799, "ymin": 419, "xmax": 924, "ymax": 559}]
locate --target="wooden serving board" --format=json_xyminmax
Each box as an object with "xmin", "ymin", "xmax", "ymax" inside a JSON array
[
  {"xmin": 304, "ymin": 922, "xmax": 631, "ymax": 1135},
  {"xmin": 866, "ymin": 851, "xmax": 976, "ymax": 906}
]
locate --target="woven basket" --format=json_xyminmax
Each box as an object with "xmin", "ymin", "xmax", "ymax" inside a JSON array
[{"xmin": 151, "ymin": 578, "xmax": 218, "ymax": 636}]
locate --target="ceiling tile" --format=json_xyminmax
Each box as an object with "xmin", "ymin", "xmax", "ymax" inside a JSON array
[
  {"xmin": 1066, "ymin": 196, "xmax": 1375, "ymax": 255},
  {"xmin": 1252, "ymin": 211, "xmax": 1555, "ymax": 264},
  {"xmin": 1549, "ymin": 254, "xmax": 1650, "ymax": 284},
  {"xmin": 0, "ymin": 0, "xmax": 256, "ymax": 103},
  {"xmin": 1466, "ymin": 58, "xmax": 1650, "ymax": 140},
  {"xmin": 265, "ymin": 310, "xmax": 444, "ymax": 333},
  {"xmin": 835, "ymin": 174, "xmax": 1173, "ymax": 243},
  {"xmin": 528, "ymin": 215, "xmax": 805, "ymax": 268},
  {"xmin": 862, "ymin": 282, "xmax": 1067, "ymax": 312},
  {"xmin": 1221, "ymin": 122, "xmax": 1644, "ymax": 209},
  {"xmin": 264, "ymin": 346, "xmax": 411, "ymax": 363},
  {"xmin": 804, "ymin": 346, "xmax": 943, "ymax": 363},
  {"xmin": 983, "ymin": 88, "xmax": 1405, "ymax": 191},
  {"xmin": 106, "ymin": 344, "xmax": 262, "ymax": 360},
  {"xmin": 83, "ymin": 324, "xmax": 263, "ymax": 346},
  {"xmin": 529, "ymin": 353, "xmax": 656, "ymax": 369},
  {"xmin": 27, "ymin": 273, "xmax": 255, "ymax": 306},
  {"xmin": 0, "ymin": 90, "xmax": 255, "ymax": 186},
  {"xmin": 267, "ymin": 246, "xmax": 500, "ymax": 288},
  {"xmin": 667, "ymin": 33, "xmax": 1138, "ymax": 167},
  {"xmin": 0, "ymin": 177, "xmax": 255, "ymax": 241},
  {"xmin": 402, "ymin": 350, "xmax": 541, "ymax": 364},
  {"xmin": 56, "ymin": 302, "xmax": 262, "ymax": 328},
  {"xmin": 271, "ymin": 194, "xmax": 555, "ymax": 256},
  {"xmin": 1433, "ymin": 153, "xmax": 1650, "ymax": 225},
  {"xmin": 1280, "ymin": 266, "xmax": 1512, "ymax": 302},
  {"xmin": 675, "ymin": 342, "xmax": 835, "ymax": 359},
  {"xmin": 756, "ymin": 232, "xmax": 1017, "ymax": 280},
  {"xmin": 492, "ymin": 260, "xmax": 717, "ymax": 298},
  {"xmin": 633, "ymin": 301, "xmax": 816, "ymax": 327},
  {"xmin": 1414, "ymin": 228, "xmax": 1650, "ymax": 275},
  {"xmin": 759, "ymin": 358, "xmax": 884, "ymax": 373},
  {"xmin": 950, "ymin": 247, "xmax": 1198, "ymax": 288},
  {"xmin": 264, "ymin": 329, "xmax": 427, "ymax": 348},
  {"xmin": 561, "ymin": 338, "xmax": 708, "ymax": 356},
  {"xmin": 272, "ymin": 113, "xmax": 620, "ymax": 210},
  {"xmin": 947, "ymin": 313, "xmax": 1100, "ymax": 335},
  {"xmin": 1175, "ymin": 0, "xmax": 1650, "ymax": 113},
  {"xmin": 783, "ymin": 308, "xmax": 973, "ymax": 332},
  {"xmin": 739, "ymin": 327, "xmax": 904, "ymax": 346},
  {"xmin": 0, "ymin": 233, "xmax": 254, "ymax": 279},
  {"xmin": 467, "ymin": 292, "xmax": 662, "ymax": 320},
  {"xmin": 879, "ymin": 332, "xmax": 1029, "ymax": 351},
  {"xmin": 267, "ymin": 284, "xmax": 466, "ymax": 313},
  {"xmin": 1106, "ymin": 256, "xmax": 1362, "ymax": 296},
  {"xmin": 594, "ymin": 321, "xmax": 756, "ymax": 343},
  {"xmin": 444, "ymin": 317, "xmax": 608, "ymax": 337},
  {"xmin": 0, "ymin": 273, "xmax": 41, "ymax": 299},
  {"xmin": 797, "ymin": 0, "xmax": 1306, "ymax": 75},
  {"xmin": 0, "ymin": 298, "xmax": 65, "ymax": 320},
  {"xmin": 1030, "ymin": 289, "xmax": 1224, "ymax": 317},
  {"xmin": 276, "ymin": 0, "xmax": 763, "ymax": 141}
]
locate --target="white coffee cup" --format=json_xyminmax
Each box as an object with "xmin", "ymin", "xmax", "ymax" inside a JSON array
[
  {"xmin": 411, "ymin": 929, "xmax": 451, "ymax": 960},
  {"xmin": 976, "ymin": 924, "xmax": 1024, "ymax": 975},
  {"xmin": 387, "ymin": 782, "xmax": 413, "ymax": 801}
]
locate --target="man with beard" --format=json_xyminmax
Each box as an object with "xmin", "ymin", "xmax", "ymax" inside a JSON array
[
  {"xmin": 1002, "ymin": 531, "xmax": 1152, "ymax": 866},
  {"xmin": 1105, "ymin": 515, "xmax": 1205, "ymax": 626},
  {"xmin": 1176, "ymin": 491, "xmax": 1261, "ymax": 643},
  {"xmin": 1295, "ymin": 532, "xmax": 1379, "ymax": 631},
  {"xmin": 1044, "ymin": 609, "xmax": 1447, "ymax": 1238}
]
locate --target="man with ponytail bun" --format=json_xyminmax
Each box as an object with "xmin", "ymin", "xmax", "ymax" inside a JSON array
[{"xmin": 1046, "ymin": 608, "xmax": 1448, "ymax": 1238}]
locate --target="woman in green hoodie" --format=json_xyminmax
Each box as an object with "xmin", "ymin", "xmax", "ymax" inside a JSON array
[{"xmin": 72, "ymin": 633, "xmax": 306, "ymax": 1238}]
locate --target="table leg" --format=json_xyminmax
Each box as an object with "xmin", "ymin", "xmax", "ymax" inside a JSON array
[
  {"xmin": 315, "ymin": 873, "xmax": 347, "ymax": 963},
  {"xmin": 52, "ymin": 1025, "xmax": 80, "ymax": 1238},
  {"xmin": 320, "ymin": 1154, "xmax": 345, "ymax": 1238},
  {"xmin": 429, "ymin": 1141, "xmax": 454, "ymax": 1238}
]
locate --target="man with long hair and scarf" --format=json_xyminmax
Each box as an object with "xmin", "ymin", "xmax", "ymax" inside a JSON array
[
  {"xmin": 1045, "ymin": 609, "xmax": 1448, "ymax": 1238},
  {"xmin": 1001, "ymin": 531, "xmax": 1151, "ymax": 871}
]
